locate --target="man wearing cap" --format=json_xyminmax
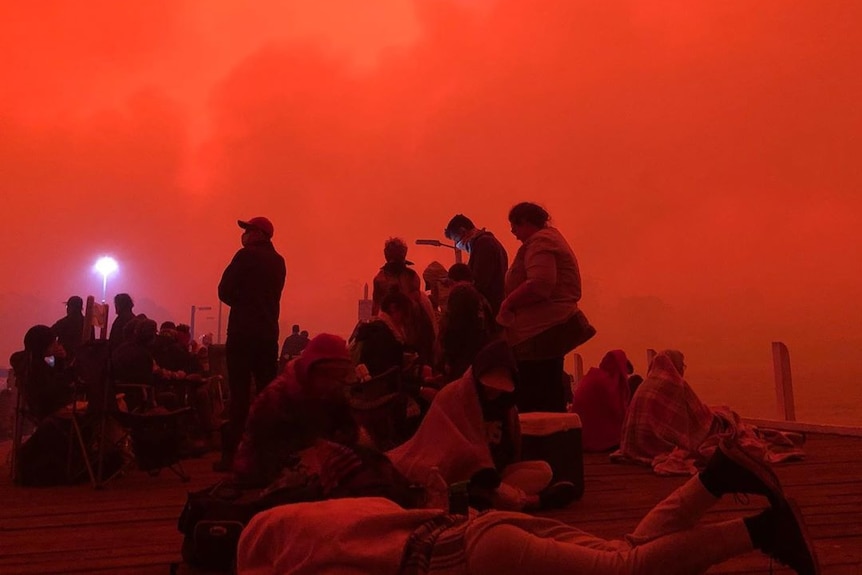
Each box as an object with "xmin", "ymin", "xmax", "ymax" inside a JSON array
[
  {"xmin": 51, "ymin": 296, "xmax": 91, "ymax": 362},
  {"xmin": 444, "ymin": 214, "xmax": 509, "ymax": 316},
  {"xmin": 216, "ymin": 216, "xmax": 287, "ymax": 471}
]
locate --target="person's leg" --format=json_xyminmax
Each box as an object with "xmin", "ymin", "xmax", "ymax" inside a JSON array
[
  {"xmin": 250, "ymin": 337, "xmax": 279, "ymax": 392},
  {"xmin": 219, "ymin": 338, "xmax": 252, "ymax": 467},
  {"xmin": 492, "ymin": 460, "xmax": 553, "ymax": 511},
  {"xmin": 514, "ymin": 357, "xmax": 566, "ymax": 413},
  {"xmin": 468, "ymin": 519, "xmax": 752, "ymax": 575}
]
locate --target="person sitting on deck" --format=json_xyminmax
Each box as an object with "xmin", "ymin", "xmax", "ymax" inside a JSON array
[
  {"xmin": 387, "ymin": 339, "xmax": 577, "ymax": 513},
  {"xmin": 348, "ymin": 290, "xmax": 429, "ymax": 450},
  {"xmin": 570, "ymin": 349, "xmax": 633, "ymax": 452},
  {"xmin": 231, "ymin": 333, "xmax": 361, "ymax": 487},
  {"xmin": 437, "ymin": 263, "xmax": 497, "ymax": 382},
  {"xmin": 238, "ymin": 437, "xmax": 819, "ymax": 575},
  {"xmin": 612, "ymin": 349, "xmax": 805, "ymax": 475},
  {"xmin": 10, "ymin": 325, "xmax": 75, "ymax": 423}
]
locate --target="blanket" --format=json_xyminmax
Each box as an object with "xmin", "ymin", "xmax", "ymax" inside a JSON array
[
  {"xmin": 611, "ymin": 351, "xmax": 804, "ymax": 475},
  {"xmin": 570, "ymin": 350, "xmax": 631, "ymax": 452}
]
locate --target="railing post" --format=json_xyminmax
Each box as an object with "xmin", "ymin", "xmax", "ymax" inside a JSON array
[
  {"xmin": 771, "ymin": 341, "xmax": 796, "ymax": 421},
  {"xmin": 571, "ymin": 353, "xmax": 584, "ymax": 384},
  {"xmin": 646, "ymin": 349, "xmax": 657, "ymax": 368}
]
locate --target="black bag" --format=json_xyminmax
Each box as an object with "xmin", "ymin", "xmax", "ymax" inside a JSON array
[
  {"xmin": 512, "ymin": 309, "xmax": 597, "ymax": 360},
  {"xmin": 177, "ymin": 473, "xmax": 322, "ymax": 571}
]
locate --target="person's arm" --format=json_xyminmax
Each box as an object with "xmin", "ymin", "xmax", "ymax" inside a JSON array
[
  {"xmin": 499, "ymin": 251, "xmax": 556, "ymax": 314},
  {"xmin": 218, "ymin": 250, "xmax": 246, "ymax": 306}
]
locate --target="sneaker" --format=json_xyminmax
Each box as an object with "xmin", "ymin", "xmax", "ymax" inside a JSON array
[
  {"xmin": 539, "ymin": 481, "xmax": 577, "ymax": 510},
  {"xmin": 703, "ymin": 437, "xmax": 784, "ymax": 505},
  {"xmin": 761, "ymin": 499, "xmax": 820, "ymax": 575}
]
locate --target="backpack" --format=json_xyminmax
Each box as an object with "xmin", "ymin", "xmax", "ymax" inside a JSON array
[{"xmin": 177, "ymin": 471, "xmax": 322, "ymax": 571}]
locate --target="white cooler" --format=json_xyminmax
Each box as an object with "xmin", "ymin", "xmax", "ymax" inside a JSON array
[{"xmin": 518, "ymin": 412, "xmax": 584, "ymax": 500}]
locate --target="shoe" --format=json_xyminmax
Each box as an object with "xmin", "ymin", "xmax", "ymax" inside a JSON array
[
  {"xmin": 702, "ymin": 437, "xmax": 784, "ymax": 505},
  {"xmin": 538, "ymin": 481, "xmax": 577, "ymax": 510},
  {"xmin": 761, "ymin": 499, "xmax": 820, "ymax": 575}
]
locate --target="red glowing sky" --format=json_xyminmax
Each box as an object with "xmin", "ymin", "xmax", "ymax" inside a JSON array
[{"xmin": 2, "ymin": 1, "xmax": 861, "ymax": 419}]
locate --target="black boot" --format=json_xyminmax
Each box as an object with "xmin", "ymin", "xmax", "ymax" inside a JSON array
[
  {"xmin": 699, "ymin": 437, "xmax": 784, "ymax": 505},
  {"xmin": 745, "ymin": 500, "xmax": 820, "ymax": 575}
]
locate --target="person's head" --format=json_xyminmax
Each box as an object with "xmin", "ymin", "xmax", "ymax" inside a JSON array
[
  {"xmin": 300, "ymin": 330, "xmax": 309, "ymax": 338},
  {"xmin": 24, "ymin": 325, "xmax": 59, "ymax": 357},
  {"xmin": 447, "ymin": 263, "xmax": 473, "ymax": 283},
  {"xmin": 661, "ymin": 349, "xmax": 686, "ymax": 376},
  {"xmin": 422, "ymin": 261, "xmax": 448, "ymax": 291},
  {"xmin": 383, "ymin": 237, "xmax": 412, "ymax": 265},
  {"xmin": 379, "ymin": 289, "xmax": 413, "ymax": 324},
  {"xmin": 508, "ymin": 202, "xmax": 550, "ymax": 242},
  {"xmin": 114, "ymin": 293, "xmax": 134, "ymax": 314},
  {"xmin": 175, "ymin": 324, "xmax": 192, "ymax": 347},
  {"xmin": 135, "ymin": 318, "xmax": 158, "ymax": 345},
  {"xmin": 471, "ymin": 339, "xmax": 518, "ymax": 404},
  {"xmin": 64, "ymin": 296, "xmax": 84, "ymax": 316},
  {"xmin": 291, "ymin": 324, "xmax": 300, "ymax": 334},
  {"xmin": 159, "ymin": 321, "xmax": 177, "ymax": 332},
  {"xmin": 295, "ymin": 334, "xmax": 355, "ymax": 399},
  {"xmin": 238, "ymin": 216, "xmax": 274, "ymax": 247},
  {"xmin": 444, "ymin": 214, "xmax": 476, "ymax": 250}
]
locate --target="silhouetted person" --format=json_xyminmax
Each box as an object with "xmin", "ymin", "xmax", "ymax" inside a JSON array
[
  {"xmin": 51, "ymin": 295, "xmax": 91, "ymax": 362},
  {"xmin": 498, "ymin": 202, "xmax": 587, "ymax": 413},
  {"xmin": 10, "ymin": 325, "xmax": 73, "ymax": 422},
  {"xmin": 109, "ymin": 293, "xmax": 135, "ymax": 348},
  {"xmin": 371, "ymin": 237, "xmax": 437, "ymax": 366},
  {"xmin": 438, "ymin": 264, "xmax": 497, "ymax": 380},
  {"xmin": 444, "ymin": 214, "xmax": 509, "ymax": 315},
  {"xmin": 216, "ymin": 216, "xmax": 286, "ymax": 471},
  {"xmin": 280, "ymin": 324, "xmax": 306, "ymax": 360}
]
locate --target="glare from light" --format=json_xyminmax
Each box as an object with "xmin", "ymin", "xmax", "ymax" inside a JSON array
[{"xmin": 93, "ymin": 256, "xmax": 119, "ymax": 302}]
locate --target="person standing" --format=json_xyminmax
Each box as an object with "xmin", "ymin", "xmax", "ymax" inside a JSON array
[
  {"xmin": 498, "ymin": 202, "xmax": 588, "ymax": 413},
  {"xmin": 109, "ymin": 293, "xmax": 135, "ymax": 348},
  {"xmin": 216, "ymin": 216, "xmax": 286, "ymax": 471},
  {"xmin": 444, "ymin": 214, "xmax": 509, "ymax": 316},
  {"xmin": 51, "ymin": 296, "xmax": 91, "ymax": 362}
]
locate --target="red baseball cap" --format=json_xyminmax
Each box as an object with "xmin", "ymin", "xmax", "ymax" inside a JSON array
[{"xmin": 238, "ymin": 216, "xmax": 274, "ymax": 239}]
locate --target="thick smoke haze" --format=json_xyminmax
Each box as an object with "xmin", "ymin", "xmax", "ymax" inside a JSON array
[{"xmin": 3, "ymin": 1, "xmax": 860, "ymax": 424}]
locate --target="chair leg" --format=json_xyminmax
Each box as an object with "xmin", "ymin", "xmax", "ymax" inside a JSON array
[
  {"xmin": 167, "ymin": 460, "xmax": 190, "ymax": 482},
  {"xmin": 69, "ymin": 416, "xmax": 97, "ymax": 488}
]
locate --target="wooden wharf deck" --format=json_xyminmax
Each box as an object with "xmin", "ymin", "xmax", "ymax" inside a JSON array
[{"xmin": 1, "ymin": 432, "xmax": 860, "ymax": 575}]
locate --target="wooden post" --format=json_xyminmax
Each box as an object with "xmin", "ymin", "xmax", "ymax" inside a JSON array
[
  {"xmin": 772, "ymin": 341, "xmax": 796, "ymax": 421},
  {"xmin": 572, "ymin": 353, "xmax": 584, "ymax": 383},
  {"xmin": 646, "ymin": 348, "xmax": 657, "ymax": 368}
]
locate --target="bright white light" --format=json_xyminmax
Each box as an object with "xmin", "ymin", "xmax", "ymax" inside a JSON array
[
  {"xmin": 93, "ymin": 256, "xmax": 119, "ymax": 301},
  {"xmin": 94, "ymin": 256, "xmax": 118, "ymax": 278}
]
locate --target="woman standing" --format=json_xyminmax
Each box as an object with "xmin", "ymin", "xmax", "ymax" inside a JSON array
[{"xmin": 498, "ymin": 202, "xmax": 590, "ymax": 412}]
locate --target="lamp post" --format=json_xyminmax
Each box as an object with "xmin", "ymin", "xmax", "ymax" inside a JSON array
[
  {"xmin": 415, "ymin": 239, "xmax": 463, "ymax": 264},
  {"xmin": 190, "ymin": 305, "xmax": 213, "ymax": 342},
  {"xmin": 93, "ymin": 256, "xmax": 118, "ymax": 302}
]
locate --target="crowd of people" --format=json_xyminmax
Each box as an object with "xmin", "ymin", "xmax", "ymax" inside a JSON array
[{"xmin": 8, "ymin": 204, "xmax": 819, "ymax": 574}]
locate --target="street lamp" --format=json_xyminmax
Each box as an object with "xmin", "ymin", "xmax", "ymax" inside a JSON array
[
  {"xmin": 93, "ymin": 256, "xmax": 118, "ymax": 302},
  {"xmin": 415, "ymin": 239, "xmax": 463, "ymax": 264}
]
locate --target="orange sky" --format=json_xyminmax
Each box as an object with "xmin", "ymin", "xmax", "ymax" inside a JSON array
[{"xmin": 2, "ymin": 1, "xmax": 861, "ymax": 420}]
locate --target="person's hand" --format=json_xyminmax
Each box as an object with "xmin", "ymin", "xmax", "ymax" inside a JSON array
[{"xmin": 496, "ymin": 305, "xmax": 515, "ymax": 327}]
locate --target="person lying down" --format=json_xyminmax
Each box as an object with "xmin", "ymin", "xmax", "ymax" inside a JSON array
[{"xmin": 236, "ymin": 437, "xmax": 818, "ymax": 575}]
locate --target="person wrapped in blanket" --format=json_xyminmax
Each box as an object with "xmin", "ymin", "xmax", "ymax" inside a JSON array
[
  {"xmin": 612, "ymin": 350, "xmax": 805, "ymax": 475},
  {"xmin": 570, "ymin": 349, "xmax": 633, "ymax": 452},
  {"xmin": 237, "ymin": 436, "xmax": 819, "ymax": 575},
  {"xmin": 387, "ymin": 339, "xmax": 577, "ymax": 512},
  {"xmin": 232, "ymin": 333, "xmax": 363, "ymax": 487}
]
